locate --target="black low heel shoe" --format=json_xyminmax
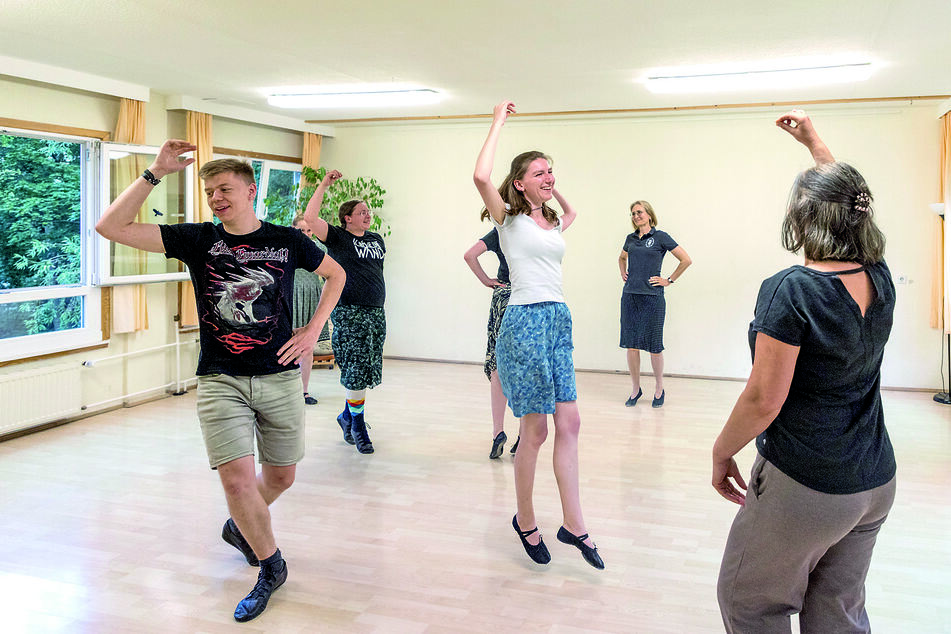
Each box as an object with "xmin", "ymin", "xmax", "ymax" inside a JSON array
[
  {"xmin": 512, "ymin": 515, "xmax": 550, "ymax": 564},
  {"xmin": 557, "ymin": 526, "xmax": 605, "ymax": 570}
]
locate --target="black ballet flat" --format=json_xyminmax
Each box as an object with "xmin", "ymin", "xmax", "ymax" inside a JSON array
[
  {"xmin": 625, "ymin": 388, "xmax": 643, "ymax": 407},
  {"xmin": 556, "ymin": 526, "xmax": 604, "ymax": 570},
  {"xmin": 512, "ymin": 515, "xmax": 550, "ymax": 564},
  {"xmin": 652, "ymin": 390, "xmax": 665, "ymax": 408}
]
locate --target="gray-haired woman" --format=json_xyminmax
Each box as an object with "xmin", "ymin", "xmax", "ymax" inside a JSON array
[{"xmin": 713, "ymin": 110, "xmax": 896, "ymax": 633}]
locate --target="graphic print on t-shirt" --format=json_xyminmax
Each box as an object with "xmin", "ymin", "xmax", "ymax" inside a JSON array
[
  {"xmin": 353, "ymin": 238, "xmax": 384, "ymax": 259},
  {"xmin": 204, "ymin": 240, "xmax": 289, "ymax": 353}
]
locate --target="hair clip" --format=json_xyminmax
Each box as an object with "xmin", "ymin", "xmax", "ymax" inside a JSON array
[{"xmin": 853, "ymin": 192, "xmax": 872, "ymax": 213}]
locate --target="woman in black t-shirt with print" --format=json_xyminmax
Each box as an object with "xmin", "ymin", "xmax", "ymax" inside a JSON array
[
  {"xmin": 617, "ymin": 201, "xmax": 691, "ymax": 408},
  {"xmin": 712, "ymin": 110, "xmax": 896, "ymax": 633},
  {"xmin": 303, "ymin": 170, "xmax": 386, "ymax": 455}
]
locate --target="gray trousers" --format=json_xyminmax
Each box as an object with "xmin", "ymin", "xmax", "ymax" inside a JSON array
[{"xmin": 717, "ymin": 453, "xmax": 896, "ymax": 634}]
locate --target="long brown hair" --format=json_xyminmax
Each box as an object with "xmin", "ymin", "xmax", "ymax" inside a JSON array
[{"xmin": 480, "ymin": 151, "xmax": 558, "ymax": 225}]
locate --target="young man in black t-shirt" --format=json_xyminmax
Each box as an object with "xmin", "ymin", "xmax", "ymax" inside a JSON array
[{"xmin": 96, "ymin": 140, "xmax": 345, "ymax": 623}]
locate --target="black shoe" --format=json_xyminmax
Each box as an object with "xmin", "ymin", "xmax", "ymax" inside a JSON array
[
  {"xmin": 336, "ymin": 413, "xmax": 354, "ymax": 445},
  {"xmin": 512, "ymin": 515, "xmax": 550, "ymax": 564},
  {"xmin": 303, "ymin": 393, "xmax": 318, "ymax": 405},
  {"xmin": 490, "ymin": 431, "xmax": 507, "ymax": 459},
  {"xmin": 350, "ymin": 418, "xmax": 374, "ymax": 454},
  {"xmin": 233, "ymin": 555, "xmax": 287, "ymax": 622},
  {"xmin": 222, "ymin": 518, "xmax": 259, "ymax": 566},
  {"xmin": 557, "ymin": 526, "xmax": 604, "ymax": 570},
  {"xmin": 652, "ymin": 390, "xmax": 665, "ymax": 408},
  {"xmin": 510, "ymin": 436, "xmax": 520, "ymax": 454},
  {"xmin": 625, "ymin": 388, "xmax": 643, "ymax": 407}
]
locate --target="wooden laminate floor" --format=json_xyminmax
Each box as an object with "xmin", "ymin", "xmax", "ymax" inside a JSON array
[{"xmin": 1, "ymin": 360, "xmax": 949, "ymax": 633}]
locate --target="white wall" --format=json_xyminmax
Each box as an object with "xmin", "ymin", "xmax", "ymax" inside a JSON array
[
  {"xmin": 1, "ymin": 74, "xmax": 942, "ymax": 401},
  {"xmin": 320, "ymin": 102, "xmax": 943, "ymax": 389}
]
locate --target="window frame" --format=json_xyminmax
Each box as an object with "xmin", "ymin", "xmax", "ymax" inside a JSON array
[
  {"xmin": 95, "ymin": 141, "xmax": 194, "ymax": 286},
  {"xmin": 0, "ymin": 125, "xmax": 103, "ymax": 362}
]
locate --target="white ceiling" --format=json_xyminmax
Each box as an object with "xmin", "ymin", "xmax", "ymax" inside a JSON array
[{"xmin": 1, "ymin": 0, "xmax": 949, "ymax": 123}]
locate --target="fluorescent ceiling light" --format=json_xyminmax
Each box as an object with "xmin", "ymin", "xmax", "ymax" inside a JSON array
[
  {"xmin": 268, "ymin": 87, "xmax": 442, "ymax": 109},
  {"xmin": 645, "ymin": 61, "xmax": 874, "ymax": 94}
]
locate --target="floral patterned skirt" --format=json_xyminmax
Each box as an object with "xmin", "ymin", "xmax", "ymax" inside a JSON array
[
  {"xmin": 496, "ymin": 301, "xmax": 577, "ymax": 418},
  {"xmin": 483, "ymin": 283, "xmax": 511, "ymax": 380},
  {"xmin": 330, "ymin": 305, "xmax": 386, "ymax": 390}
]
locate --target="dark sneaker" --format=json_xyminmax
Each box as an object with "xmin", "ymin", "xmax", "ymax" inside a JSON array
[
  {"xmin": 350, "ymin": 418, "xmax": 374, "ymax": 454},
  {"xmin": 233, "ymin": 557, "xmax": 287, "ymax": 622},
  {"xmin": 303, "ymin": 393, "xmax": 318, "ymax": 405},
  {"xmin": 489, "ymin": 431, "xmax": 507, "ymax": 459},
  {"xmin": 336, "ymin": 413, "xmax": 354, "ymax": 444},
  {"xmin": 222, "ymin": 518, "xmax": 259, "ymax": 566}
]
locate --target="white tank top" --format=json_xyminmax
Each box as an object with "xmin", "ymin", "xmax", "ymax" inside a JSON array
[{"xmin": 491, "ymin": 212, "xmax": 565, "ymax": 306}]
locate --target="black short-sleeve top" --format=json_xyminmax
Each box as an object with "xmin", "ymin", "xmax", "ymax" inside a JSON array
[
  {"xmin": 622, "ymin": 228, "xmax": 678, "ymax": 295},
  {"xmin": 320, "ymin": 224, "xmax": 386, "ymax": 307},
  {"xmin": 160, "ymin": 221, "xmax": 325, "ymax": 376},
  {"xmin": 480, "ymin": 228, "xmax": 510, "ymax": 285},
  {"xmin": 751, "ymin": 261, "xmax": 896, "ymax": 494}
]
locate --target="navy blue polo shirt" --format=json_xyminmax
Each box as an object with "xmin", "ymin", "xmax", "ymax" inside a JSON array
[
  {"xmin": 621, "ymin": 228, "xmax": 678, "ymax": 295},
  {"xmin": 480, "ymin": 228, "xmax": 510, "ymax": 285}
]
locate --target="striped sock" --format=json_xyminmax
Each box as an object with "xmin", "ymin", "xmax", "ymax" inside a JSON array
[{"xmin": 347, "ymin": 399, "xmax": 365, "ymax": 417}]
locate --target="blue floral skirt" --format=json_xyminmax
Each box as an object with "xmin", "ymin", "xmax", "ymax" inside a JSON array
[{"xmin": 496, "ymin": 301, "xmax": 577, "ymax": 418}]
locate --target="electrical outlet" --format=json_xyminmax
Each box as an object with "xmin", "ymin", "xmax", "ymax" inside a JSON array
[{"xmin": 896, "ymin": 275, "xmax": 908, "ymax": 285}]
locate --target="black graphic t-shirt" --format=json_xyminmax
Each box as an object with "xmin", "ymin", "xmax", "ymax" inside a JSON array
[
  {"xmin": 621, "ymin": 228, "xmax": 678, "ymax": 296},
  {"xmin": 160, "ymin": 221, "xmax": 325, "ymax": 376},
  {"xmin": 480, "ymin": 228, "xmax": 510, "ymax": 285},
  {"xmin": 320, "ymin": 224, "xmax": 385, "ymax": 307}
]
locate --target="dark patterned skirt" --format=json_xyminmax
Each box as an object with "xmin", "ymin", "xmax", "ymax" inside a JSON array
[
  {"xmin": 483, "ymin": 283, "xmax": 511, "ymax": 380},
  {"xmin": 620, "ymin": 292, "xmax": 665, "ymax": 353},
  {"xmin": 330, "ymin": 305, "xmax": 386, "ymax": 390}
]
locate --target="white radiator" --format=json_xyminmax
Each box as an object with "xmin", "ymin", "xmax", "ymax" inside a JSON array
[{"xmin": 0, "ymin": 363, "xmax": 82, "ymax": 436}]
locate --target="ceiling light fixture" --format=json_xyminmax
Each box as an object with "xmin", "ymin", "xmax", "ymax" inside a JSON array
[
  {"xmin": 644, "ymin": 61, "xmax": 874, "ymax": 94},
  {"xmin": 267, "ymin": 87, "xmax": 442, "ymax": 109}
]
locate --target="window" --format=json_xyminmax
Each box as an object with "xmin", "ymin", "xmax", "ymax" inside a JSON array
[
  {"xmin": 0, "ymin": 128, "xmax": 101, "ymax": 360},
  {"xmin": 96, "ymin": 143, "xmax": 192, "ymax": 285}
]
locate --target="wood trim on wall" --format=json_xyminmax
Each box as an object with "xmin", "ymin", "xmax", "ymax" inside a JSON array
[
  {"xmin": 0, "ymin": 117, "xmax": 111, "ymax": 140},
  {"xmin": 213, "ymin": 146, "xmax": 301, "ymax": 163},
  {"xmin": 307, "ymin": 95, "xmax": 951, "ymax": 125}
]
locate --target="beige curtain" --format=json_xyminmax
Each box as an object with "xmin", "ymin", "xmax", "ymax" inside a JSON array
[
  {"xmin": 179, "ymin": 111, "xmax": 214, "ymax": 327},
  {"xmin": 940, "ymin": 113, "xmax": 951, "ymax": 333},
  {"xmin": 111, "ymin": 99, "xmax": 149, "ymax": 333},
  {"xmin": 302, "ymin": 132, "xmax": 322, "ymax": 184}
]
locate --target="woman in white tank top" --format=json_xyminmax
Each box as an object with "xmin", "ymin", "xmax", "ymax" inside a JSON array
[{"xmin": 473, "ymin": 100, "xmax": 604, "ymax": 570}]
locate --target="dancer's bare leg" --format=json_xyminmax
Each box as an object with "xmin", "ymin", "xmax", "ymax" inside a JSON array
[
  {"xmin": 626, "ymin": 348, "xmax": 641, "ymax": 396},
  {"xmin": 650, "ymin": 352, "xmax": 664, "ymax": 398},
  {"xmin": 513, "ymin": 412, "xmax": 548, "ymax": 545},
  {"xmin": 490, "ymin": 370, "xmax": 506, "ymax": 437},
  {"xmin": 551, "ymin": 401, "xmax": 594, "ymax": 547}
]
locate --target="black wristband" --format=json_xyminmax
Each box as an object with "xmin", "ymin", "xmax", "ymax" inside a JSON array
[
  {"xmin": 142, "ymin": 169, "xmax": 161, "ymax": 186},
  {"xmin": 667, "ymin": 276, "xmax": 674, "ymax": 284}
]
